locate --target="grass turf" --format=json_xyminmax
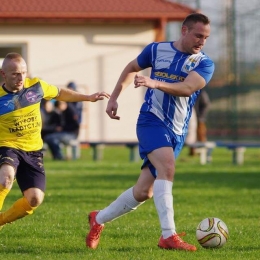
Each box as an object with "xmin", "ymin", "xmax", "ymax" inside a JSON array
[{"xmin": 0, "ymin": 146, "xmax": 259, "ymax": 259}]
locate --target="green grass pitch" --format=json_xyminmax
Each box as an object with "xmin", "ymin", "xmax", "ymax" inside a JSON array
[{"xmin": 0, "ymin": 146, "xmax": 259, "ymax": 260}]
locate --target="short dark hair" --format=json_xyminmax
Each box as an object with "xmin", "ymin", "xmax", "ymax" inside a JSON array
[{"xmin": 182, "ymin": 13, "xmax": 210, "ymax": 30}]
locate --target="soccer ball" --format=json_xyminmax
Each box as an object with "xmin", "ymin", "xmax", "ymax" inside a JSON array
[{"xmin": 196, "ymin": 217, "xmax": 229, "ymax": 248}]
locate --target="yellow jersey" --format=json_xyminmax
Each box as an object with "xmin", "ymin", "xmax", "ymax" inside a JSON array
[{"xmin": 0, "ymin": 77, "xmax": 59, "ymax": 151}]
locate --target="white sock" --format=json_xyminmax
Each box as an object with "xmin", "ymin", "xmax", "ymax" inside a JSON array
[
  {"xmin": 96, "ymin": 187, "xmax": 144, "ymax": 224},
  {"xmin": 153, "ymin": 179, "xmax": 176, "ymax": 238}
]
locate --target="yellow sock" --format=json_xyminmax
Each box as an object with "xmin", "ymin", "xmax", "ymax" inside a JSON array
[
  {"xmin": 0, "ymin": 197, "xmax": 37, "ymax": 225},
  {"xmin": 0, "ymin": 184, "xmax": 11, "ymax": 211}
]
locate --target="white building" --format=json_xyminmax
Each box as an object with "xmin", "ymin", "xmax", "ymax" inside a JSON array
[{"xmin": 0, "ymin": 0, "xmax": 195, "ymax": 142}]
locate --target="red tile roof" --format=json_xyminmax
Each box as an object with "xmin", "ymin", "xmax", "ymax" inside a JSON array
[{"xmin": 0, "ymin": 0, "xmax": 196, "ymax": 21}]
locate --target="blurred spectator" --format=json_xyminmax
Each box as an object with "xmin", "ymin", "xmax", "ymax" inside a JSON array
[
  {"xmin": 44, "ymin": 100, "xmax": 80, "ymax": 160},
  {"xmin": 195, "ymin": 90, "xmax": 211, "ymax": 142},
  {"xmin": 185, "ymin": 107, "xmax": 197, "ymax": 155},
  {"xmin": 186, "ymin": 90, "xmax": 211, "ymax": 156},
  {"xmin": 40, "ymin": 99, "xmax": 59, "ymax": 140},
  {"xmin": 67, "ymin": 82, "xmax": 83, "ymax": 124}
]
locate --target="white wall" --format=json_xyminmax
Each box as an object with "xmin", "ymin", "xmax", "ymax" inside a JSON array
[{"xmin": 0, "ymin": 23, "xmax": 155, "ymax": 142}]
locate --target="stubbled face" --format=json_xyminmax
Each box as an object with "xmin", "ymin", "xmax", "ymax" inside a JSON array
[
  {"xmin": 1, "ymin": 58, "xmax": 27, "ymax": 92},
  {"xmin": 181, "ymin": 22, "xmax": 210, "ymax": 54}
]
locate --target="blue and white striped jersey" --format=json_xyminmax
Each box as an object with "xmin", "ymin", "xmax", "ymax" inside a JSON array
[{"xmin": 137, "ymin": 42, "xmax": 214, "ymax": 136}]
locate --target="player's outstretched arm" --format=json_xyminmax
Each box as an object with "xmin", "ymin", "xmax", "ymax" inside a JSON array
[{"xmin": 56, "ymin": 88, "xmax": 110, "ymax": 102}]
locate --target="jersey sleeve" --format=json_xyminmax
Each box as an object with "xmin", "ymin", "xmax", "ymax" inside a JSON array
[
  {"xmin": 137, "ymin": 43, "xmax": 155, "ymax": 69},
  {"xmin": 193, "ymin": 58, "xmax": 215, "ymax": 84},
  {"xmin": 39, "ymin": 79, "xmax": 60, "ymax": 100}
]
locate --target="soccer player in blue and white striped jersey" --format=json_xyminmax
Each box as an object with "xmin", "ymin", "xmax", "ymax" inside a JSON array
[{"xmin": 87, "ymin": 13, "xmax": 214, "ymax": 251}]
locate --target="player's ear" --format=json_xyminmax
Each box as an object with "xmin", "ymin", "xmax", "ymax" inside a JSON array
[
  {"xmin": 0, "ymin": 69, "xmax": 5, "ymax": 77},
  {"xmin": 181, "ymin": 25, "xmax": 189, "ymax": 35}
]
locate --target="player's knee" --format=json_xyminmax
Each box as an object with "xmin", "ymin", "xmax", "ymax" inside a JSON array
[
  {"xmin": 24, "ymin": 188, "xmax": 44, "ymax": 207},
  {"xmin": 0, "ymin": 164, "xmax": 15, "ymax": 188},
  {"xmin": 28, "ymin": 196, "xmax": 44, "ymax": 207},
  {"xmin": 1, "ymin": 177, "xmax": 14, "ymax": 189},
  {"xmin": 158, "ymin": 163, "xmax": 175, "ymax": 180}
]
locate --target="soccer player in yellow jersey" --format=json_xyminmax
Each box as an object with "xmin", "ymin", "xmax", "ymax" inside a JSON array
[{"xmin": 0, "ymin": 53, "xmax": 110, "ymax": 229}]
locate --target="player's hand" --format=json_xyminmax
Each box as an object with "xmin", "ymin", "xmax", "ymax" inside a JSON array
[
  {"xmin": 106, "ymin": 99, "xmax": 120, "ymax": 120},
  {"xmin": 134, "ymin": 74, "xmax": 158, "ymax": 89},
  {"xmin": 88, "ymin": 91, "xmax": 110, "ymax": 102}
]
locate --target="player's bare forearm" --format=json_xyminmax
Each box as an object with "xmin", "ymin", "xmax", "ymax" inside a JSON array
[
  {"xmin": 134, "ymin": 71, "xmax": 206, "ymax": 97},
  {"xmin": 106, "ymin": 58, "xmax": 142, "ymax": 120},
  {"xmin": 110, "ymin": 59, "xmax": 142, "ymax": 100},
  {"xmin": 56, "ymin": 88, "xmax": 110, "ymax": 102}
]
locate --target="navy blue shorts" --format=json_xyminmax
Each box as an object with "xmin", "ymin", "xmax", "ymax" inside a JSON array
[
  {"xmin": 136, "ymin": 112, "xmax": 186, "ymax": 178},
  {"xmin": 0, "ymin": 147, "xmax": 46, "ymax": 192}
]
